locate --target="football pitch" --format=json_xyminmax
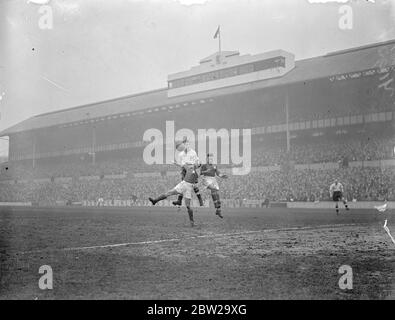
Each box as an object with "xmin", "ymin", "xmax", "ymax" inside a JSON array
[{"xmin": 0, "ymin": 205, "xmax": 394, "ymax": 300}]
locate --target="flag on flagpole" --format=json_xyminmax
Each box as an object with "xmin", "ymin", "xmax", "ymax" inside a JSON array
[{"xmin": 213, "ymin": 25, "xmax": 220, "ymax": 39}]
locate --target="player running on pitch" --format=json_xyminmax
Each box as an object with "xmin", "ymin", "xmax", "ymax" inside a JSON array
[
  {"xmin": 329, "ymin": 179, "xmax": 349, "ymax": 214},
  {"xmin": 172, "ymin": 137, "xmax": 204, "ymax": 207},
  {"xmin": 200, "ymin": 153, "xmax": 228, "ymax": 218},
  {"xmin": 149, "ymin": 163, "xmax": 199, "ymax": 227}
]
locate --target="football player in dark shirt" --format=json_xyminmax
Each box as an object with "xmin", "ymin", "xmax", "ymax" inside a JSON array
[
  {"xmin": 149, "ymin": 164, "xmax": 199, "ymax": 227},
  {"xmin": 200, "ymin": 153, "xmax": 228, "ymax": 218}
]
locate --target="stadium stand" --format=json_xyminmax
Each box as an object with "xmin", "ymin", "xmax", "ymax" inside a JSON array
[{"xmin": 1, "ymin": 40, "xmax": 395, "ymax": 206}]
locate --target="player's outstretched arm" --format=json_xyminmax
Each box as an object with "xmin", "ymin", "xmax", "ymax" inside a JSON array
[
  {"xmin": 215, "ymin": 167, "xmax": 228, "ymax": 179},
  {"xmin": 172, "ymin": 161, "xmax": 182, "ymax": 168},
  {"xmin": 200, "ymin": 165, "xmax": 208, "ymax": 175}
]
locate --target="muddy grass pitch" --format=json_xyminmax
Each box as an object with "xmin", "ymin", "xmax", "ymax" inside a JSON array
[{"xmin": 0, "ymin": 205, "xmax": 394, "ymax": 299}]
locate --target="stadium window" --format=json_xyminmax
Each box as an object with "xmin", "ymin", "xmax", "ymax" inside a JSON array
[
  {"xmin": 174, "ymin": 79, "xmax": 183, "ymax": 87},
  {"xmin": 229, "ymin": 67, "xmax": 238, "ymax": 76},
  {"xmin": 305, "ymin": 121, "xmax": 311, "ymax": 129},
  {"xmin": 254, "ymin": 60, "xmax": 270, "ymax": 72},
  {"xmin": 330, "ymin": 118, "xmax": 336, "ymax": 127},
  {"xmin": 324, "ymin": 119, "xmax": 330, "ymax": 127},
  {"xmin": 191, "ymin": 76, "xmax": 200, "ymax": 84},
  {"xmin": 238, "ymin": 64, "xmax": 254, "ymax": 75},
  {"xmin": 337, "ymin": 118, "xmax": 343, "ymax": 126}
]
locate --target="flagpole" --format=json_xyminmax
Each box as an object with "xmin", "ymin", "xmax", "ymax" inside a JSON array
[{"xmin": 218, "ymin": 25, "xmax": 221, "ymax": 55}]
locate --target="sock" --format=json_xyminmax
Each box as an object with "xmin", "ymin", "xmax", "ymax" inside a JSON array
[
  {"xmin": 187, "ymin": 207, "xmax": 194, "ymax": 222},
  {"xmin": 194, "ymin": 186, "xmax": 203, "ymax": 206},
  {"xmin": 174, "ymin": 194, "xmax": 183, "ymax": 204},
  {"xmin": 212, "ymin": 191, "xmax": 221, "ymax": 209}
]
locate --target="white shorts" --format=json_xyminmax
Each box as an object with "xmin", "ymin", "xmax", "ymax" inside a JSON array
[
  {"xmin": 202, "ymin": 176, "xmax": 219, "ymax": 191},
  {"xmin": 174, "ymin": 181, "xmax": 194, "ymax": 199}
]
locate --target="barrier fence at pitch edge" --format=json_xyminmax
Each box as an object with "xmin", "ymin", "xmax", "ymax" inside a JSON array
[
  {"xmin": 81, "ymin": 199, "xmax": 283, "ymax": 208},
  {"xmin": 82, "ymin": 199, "xmax": 393, "ymax": 209},
  {"xmin": 287, "ymin": 201, "xmax": 394, "ymax": 210}
]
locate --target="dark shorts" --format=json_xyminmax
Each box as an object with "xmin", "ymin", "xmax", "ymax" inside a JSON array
[
  {"xmin": 180, "ymin": 168, "xmax": 186, "ymax": 180},
  {"xmin": 333, "ymin": 191, "xmax": 343, "ymax": 202}
]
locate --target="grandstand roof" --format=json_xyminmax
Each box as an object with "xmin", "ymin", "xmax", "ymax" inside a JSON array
[{"xmin": 1, "ymin": 39, "xmax": 395, "ymax": 136}]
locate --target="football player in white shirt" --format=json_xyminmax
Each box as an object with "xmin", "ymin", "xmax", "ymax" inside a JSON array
[
  {"xmin": 96, "ymin": 197, "xmax": 104, "ymax": 207},
  {"xmin": 172, "ymin": 137, "xmax": 204, "ymax": 207},
  {"xmin": 329, "ymin": 179, "xmax": 349, "ymax": 214}
]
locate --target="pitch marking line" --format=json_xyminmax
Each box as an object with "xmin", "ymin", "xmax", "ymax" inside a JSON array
[
  {"xmin": 383, "ymin": 219, "xmax": 395, "ymax": 245},
  {"xmin": 17, "ymin": 223, "xmax": 362, "ymax": 255}
]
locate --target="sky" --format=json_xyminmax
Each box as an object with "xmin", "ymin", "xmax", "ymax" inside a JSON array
[{"xmin": 0, "ymin": 0, "xmax": 395, "ymax": 156}]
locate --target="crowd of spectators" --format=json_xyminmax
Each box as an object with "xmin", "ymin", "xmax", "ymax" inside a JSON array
[
  {"xmin": 1, "ymin": 166, "xmax": 394, "ymax": 204},
  {"xmin": 1, "ymin": 132, "xmax": 394, "ymax": 205},
  {"xmin": 2, "ymin": 134, "xmax": 394, "ymax": 180}
]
